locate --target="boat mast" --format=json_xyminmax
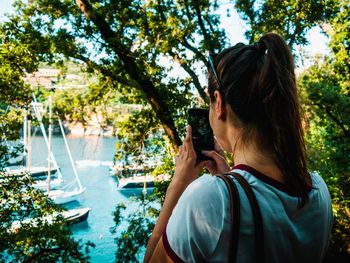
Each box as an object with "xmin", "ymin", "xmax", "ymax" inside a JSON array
[
  {"xmin": 31, "ymin": 94, "xmax": 62, "ymax": 181},
  {"xmin": 47, "ymin": 94, "xmax": 53, "ymax": 193},
  {"xmin": 26, "ymin": 106, "xmax": 31, "ymax": 171},
  {"xmin": 23, "ymin": 106, "xmax": 27, "ymax": 166},
  {"xmin": 58, "ymin": 119, "xmax": 83, "ymax": 191}
]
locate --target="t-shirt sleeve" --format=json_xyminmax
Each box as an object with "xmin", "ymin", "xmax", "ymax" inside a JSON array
[{"xmin": 162, "ymin": 174, "xmax": 229, "ymax": 262}]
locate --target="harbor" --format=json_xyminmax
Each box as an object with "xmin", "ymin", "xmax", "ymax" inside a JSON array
[{"xmin": 27, "ymin": 134, "xmax": 137, "ymax": 262}]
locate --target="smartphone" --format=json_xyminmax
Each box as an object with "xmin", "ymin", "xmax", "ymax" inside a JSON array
[{"xmin": 187, "ymin": 108, "xmax": 214, "ymax": 162}]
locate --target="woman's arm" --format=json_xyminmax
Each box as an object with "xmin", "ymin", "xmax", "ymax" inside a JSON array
[
  {"xmin": 144, "ymin": 126, "xmax": 208, "ymax": 262},
  {"xmin": 144, "ymin": 180, "xmax": 188, "ymax": 262}
]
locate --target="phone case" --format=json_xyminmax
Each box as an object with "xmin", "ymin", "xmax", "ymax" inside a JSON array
[{"xmin": 188, "ymin": 108, "xmax": 214, "ymax": 162}]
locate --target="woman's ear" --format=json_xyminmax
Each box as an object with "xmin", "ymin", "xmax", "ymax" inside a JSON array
[{"xmin": 214, "ymin": 91, "xmax": 225, "ymax": 120}]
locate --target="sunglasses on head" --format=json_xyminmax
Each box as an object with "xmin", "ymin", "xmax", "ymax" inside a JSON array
[
  {"xmin": 208, "ymin": 43, "xmax": 249, "ymax": 91},
  {"xmin": 208, "ymin": 53, "xmax": 222, "ymax": 90}
]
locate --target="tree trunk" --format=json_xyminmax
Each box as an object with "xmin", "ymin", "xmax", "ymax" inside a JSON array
[{"xmin": 75, "ymin": 0, "xmax": 181, "ymax": 148}]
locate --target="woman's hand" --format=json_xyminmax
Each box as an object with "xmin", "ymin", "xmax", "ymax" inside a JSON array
[
  {"xmin": 172, "ymin": 126, "xmax": 208, "ymax": 188},
  {"xmin": 202, "ymin": 139, "xmax": 230, "ymax": 175},
  {"xmin": 145, "ymin": 126, "xmax": 207, "ymax": 263}
]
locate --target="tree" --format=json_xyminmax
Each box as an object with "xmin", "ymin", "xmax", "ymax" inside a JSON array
[
  {"xmin": 4, "ymin": 0, "xmax": 229, "ymax": 150},
  {"xmin": 298, "ymin": 1, "xmax": 350, "ymax": 260},
  {"xmin": 0, "ymin": 174, "xmax": 93, "ymax": 262},
  {"xmin": 3, "ymin": 0, "xmax": 350, "ymax": 261},
  {"xmin": 234, "ymin": 0, "xmax": 338, "ymax": 45},
  {"xmin": 0, "ymin": 23, "xmax": 93, "ymax": 262}
]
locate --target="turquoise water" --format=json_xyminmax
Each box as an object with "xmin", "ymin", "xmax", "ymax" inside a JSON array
[{"xmin": 30, "ymin": 134, "xmax": 139, "ymax": 262}]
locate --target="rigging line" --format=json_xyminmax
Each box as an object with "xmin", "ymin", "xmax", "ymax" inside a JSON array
[{"xmin": 58, "ymin": 118, "xmax": 83, "ymax": 191}]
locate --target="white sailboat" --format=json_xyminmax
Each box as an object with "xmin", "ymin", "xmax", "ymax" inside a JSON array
[
  {"xmin": 2, "ymin": 105, "xmax": 59, "ymax": 179},
  {"xmin": 31, "ymin": 93, "xmax": 85, "ymax": 204},
  {"xmin": 28, "ymin": 100, "xmax": 63, "ymax": 190}
]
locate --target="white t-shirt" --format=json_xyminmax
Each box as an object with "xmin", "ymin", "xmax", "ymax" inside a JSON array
[{"xmin": 163, "ymin": 164, "xmax": 333, "ymax": 263}]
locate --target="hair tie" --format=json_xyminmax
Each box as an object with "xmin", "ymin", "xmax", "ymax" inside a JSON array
[{"xmin": 254, "ymin": 41, "xmax": 267, "ymax": 55}]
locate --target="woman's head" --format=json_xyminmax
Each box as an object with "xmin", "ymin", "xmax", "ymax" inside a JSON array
[{"xmin": 208, "ymin": 32, "xmax": 311, "ymax": 206}]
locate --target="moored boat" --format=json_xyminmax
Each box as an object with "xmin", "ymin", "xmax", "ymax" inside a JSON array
[
  {"xmin": 117, "ymin": 175, "xmax": 155, "ymax": 189},
  {"xmin": 63, "ymin": 207, "xmax": 91, "ymax": 224},
  {"xmin": 117, "ymin": 174, "xmax": 170, "ymax": 190},
  {"xmin": 4, "ymin": 166, "xmax": 59, "ymax": 179},
  {"xmin": 10, "ymin": 207, "xmax": 91, "ymax": 232}
]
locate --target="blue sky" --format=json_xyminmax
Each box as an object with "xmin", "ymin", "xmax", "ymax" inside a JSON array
[
  {"xmin": 0, "ymin": 1, "xmax": 14, "ymax": 19},
  {"xmin": 0, "ymin": 0, "xmax": 329, "ymax": 70}
]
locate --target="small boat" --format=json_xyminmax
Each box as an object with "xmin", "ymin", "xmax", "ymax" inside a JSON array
[
  {"xmin": 4, "ymin": 166, "xmax": 59, "ymax": 179},
  {"xmin": 117, "ymin": 175, "xmax": 155, "ymax": 189},
  {"xmin": 117, "ymin": 174, "xmax": 171, "ymax": 190},
  {"xmin": 63, "ymin": 207, "xmax": 91, "ymax": 224},
  {"xmin": 10, "ymin": 207, "xmax": 91, "ymax": 232},
  {"xmin": 110, "ymin": 164, "xmax": 150, "ymax": 176},
  {"xmin": 75, "ymin": 159, "xmax": 113, "ymax": 167}
]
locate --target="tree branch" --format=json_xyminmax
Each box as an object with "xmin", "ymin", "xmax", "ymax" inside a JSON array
[
  {"xmin": 75, "ymin": 0, "xmax": 181, "ymax": 148},
  {"xmin": 74, "ymin": 53, "xmax": 141, "ymax": 89},
  {"xmin": 193, "ymin": 1, "xmax": 214, "ymax": 53},
  {"xmin": 203, "ymin": 14, "xmax": 216, "ymax": 36},
  {"xmin": 149, "ymin": 1, "xmax": 208, "ymax": 104},
  {"xmin": 24, "ymin": 247, "xmax": 62, "ymax": 263},
  {"xmin": 287, "ymin": 6, "xmax": 302, "ymax": 48},
  {"xmin": 314, "ymin": 102, "xmax": 350, "ymax": 139},
  {"xmin": 169, "ymin": 51, "xmax": 208, "ymax": 104},
  {"xmin": 181, "ymin": 39, "xmax": 208, "ymax": 65}
]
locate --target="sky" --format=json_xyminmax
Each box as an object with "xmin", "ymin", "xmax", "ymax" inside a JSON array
[
  {"xmin": 0, "ymin": 0, "xmax": 329, "ymax": 71},
  {"xmin": 215, "ymin": 1, "xmax": 329, "ymax": 68},
  {"xmin": 0, "ymin": 0, "xmax": 14, "ymax": 18}
]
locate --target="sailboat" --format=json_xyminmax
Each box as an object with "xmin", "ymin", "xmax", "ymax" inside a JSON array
[
  {"xmin": 28, "ymin": 100, "xmax": 63, "ymax": 190},
  {"xmin": 30, "ymin": 93, "xmax": 85, "ymax": 205},
  {"xmin": 4, "ymin": 103, "xmax": 61, "ymax": 180}
]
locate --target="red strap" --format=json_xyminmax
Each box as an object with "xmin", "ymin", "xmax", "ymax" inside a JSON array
[
  {"xmin": 228, "ymin": 172, "xmax": 265, "ymax": 263},
  {"xmin": 215, "ymin": 174, "xmax": 240, "ymax": 262}
]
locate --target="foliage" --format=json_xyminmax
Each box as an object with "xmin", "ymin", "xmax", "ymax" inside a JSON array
[
  {"xmin": 111, "ymin": 152, "xmax": 174, "ymax": 262},
  {"xmin": 111, "ymin": 194, "xmax": 158, "ymax": 263},
  {"xmin": 234, "ymin": 0, "xmax": 339, "ymax": 46},
  {"xmin": 1, "ymin": 0, "xmax": 350, "ymax": 261},
  {"xmin": 111, "ymin": 107, "xmax": 176, "ymax": 261},
  {"xmin": 297, "ymin": 1, "xmax": 350, "ymax": 258},
  {"xmin": 299, "ymin": 61, "xmax": 350, "ymax": 260},
  {"xmin": 0, "ymin": 19, "xmax": 93, "ymax": 262},
  {"xmin": 0, "ymin": 174, "xmax": 94, "ymax": 262},
  {"xmin": 0, "ymin": 109, "xmax": 94, "ymax": 262},
  {"xmin": 3, "ymin": 0, "xmax": 229, "ymax": 147}
]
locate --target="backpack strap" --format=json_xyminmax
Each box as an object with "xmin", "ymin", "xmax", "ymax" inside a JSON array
[
  {"xmin": 215, "ymin": 174, "xmax": 240, "ymax": 262},
  {"xmin": 228, "ymin": 172, "xmax": 265, "ymax": 263}
]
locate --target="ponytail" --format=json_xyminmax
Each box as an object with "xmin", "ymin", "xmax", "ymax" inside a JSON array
[{"xmin": 208, "ymin": 32, "xmax": 312, "ymax": 207}]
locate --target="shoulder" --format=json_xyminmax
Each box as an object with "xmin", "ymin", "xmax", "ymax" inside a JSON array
[
  {"xmin": 171, "ymin": 173, "xmax": 229, "ymax": 225},
  {"xmin": 310, "ymin": 172, "xmax": 332, "ymax": 199},
  {"xmin": 180, "ymin": 174, "xmax": 228, "ymax": 204},
  {"xmin": 308, "ymin": 172, "xmax": 333, "ymax": 218},
  {"xmin": 165, "ymin": 174, "xmax": 230, "ymax": 261},
  {"xmin": 310, "ymin": 171, "xmax": 328, "ymax": 188}
]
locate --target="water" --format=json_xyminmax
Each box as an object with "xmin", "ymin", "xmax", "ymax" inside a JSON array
[{"xmin": 30, "ymin": 134, "xmax": 135, "ymax": 262}]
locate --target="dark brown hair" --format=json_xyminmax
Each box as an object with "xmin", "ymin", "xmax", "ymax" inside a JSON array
[{"xmin": 208, "ymin": 32, "xmax": 312, "ymax": 207}]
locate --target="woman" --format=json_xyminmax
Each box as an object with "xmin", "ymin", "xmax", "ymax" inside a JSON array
[{"xmin": 144, "ymin": 33, "xmax": 333, "ymax": 263}]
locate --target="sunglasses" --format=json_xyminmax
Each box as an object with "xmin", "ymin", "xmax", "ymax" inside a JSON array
[{"xmin": 208, "ymin": 53, "xmax": 222, "ymax": 90}]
